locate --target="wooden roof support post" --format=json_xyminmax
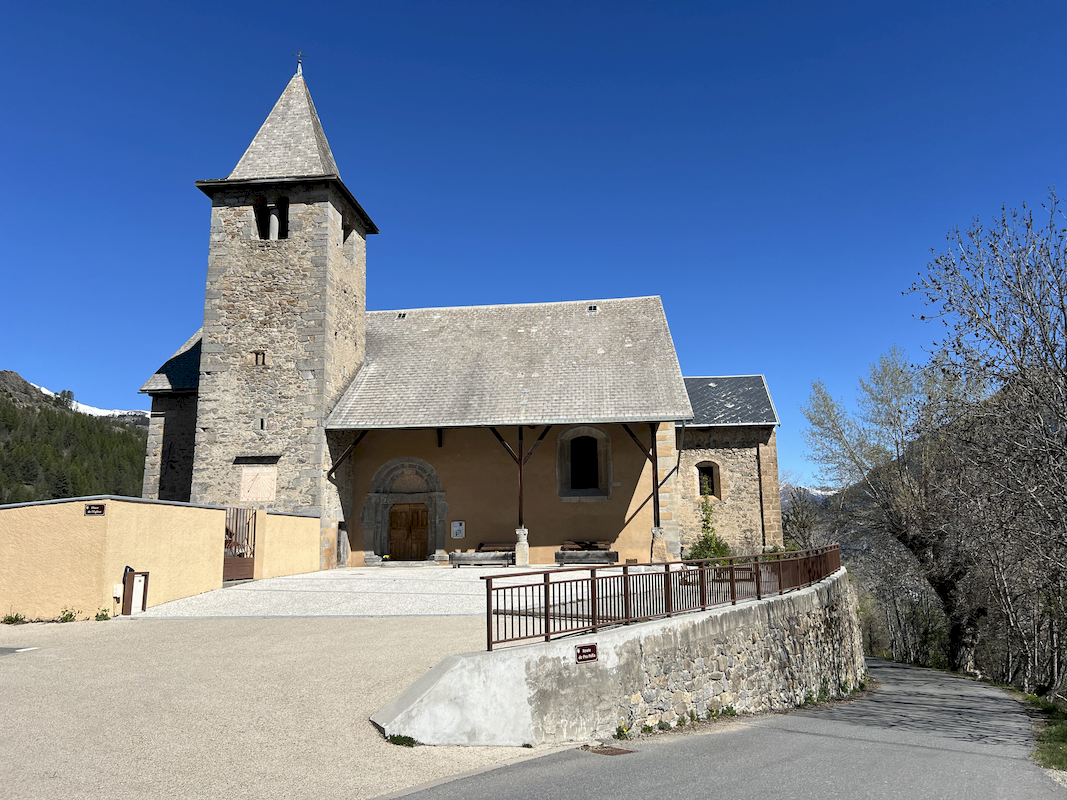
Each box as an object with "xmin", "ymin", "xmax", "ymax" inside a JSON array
[
  {"xmin": 489, "ymin": 425, "xmax": 553, "ymax": 530},
  {"xmin": 649, "ymin": 422, "xmax": 661, "ymax": 529}
]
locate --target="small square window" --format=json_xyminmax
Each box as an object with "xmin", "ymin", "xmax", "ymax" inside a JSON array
[{"xmin": 697, "ymin": 463, "xmax": 720, "ymax": 499}]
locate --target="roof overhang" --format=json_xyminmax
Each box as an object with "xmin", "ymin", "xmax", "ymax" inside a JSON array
[
  {"xmin": 195, "ymin": 174, "xmax": 379, "ymax": 235},
  {"xmin": 326, "ymin": 415, "xmax": 692, "ymax": 432}
]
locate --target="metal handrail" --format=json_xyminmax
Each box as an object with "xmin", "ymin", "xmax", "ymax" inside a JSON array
[{"xmin": 482, "ymin": 544, "xmax": 841, "ymax": 650}]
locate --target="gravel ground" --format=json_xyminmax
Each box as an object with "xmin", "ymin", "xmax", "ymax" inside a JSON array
[{"xmin": 0, "ymin": 615, "xmax": 557, "ymax": 800}]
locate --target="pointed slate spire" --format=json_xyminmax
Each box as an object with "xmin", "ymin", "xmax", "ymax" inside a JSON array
[{"xmin": 228, "ymin": 70, "xmax": 340, "ymax": 180}]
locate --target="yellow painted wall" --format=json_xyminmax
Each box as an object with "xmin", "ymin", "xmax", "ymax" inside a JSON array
[
  {"xmin": 103, "ymin": 502, "xmax": 225, "ymax": 614},
  {"xmin": 348, "ymin": 423, "xmax": 665, "ymax": 564},
  {"xmin": 255, "ymin": 513, "xmax": 320, "ymax": 579},
  {"xmin": 0, "ymin": 502, "xmax": 108, "ymax": 621},
  {"xmin": 0, "ymin": 499, "xmax": 225, "ymax": 620}
]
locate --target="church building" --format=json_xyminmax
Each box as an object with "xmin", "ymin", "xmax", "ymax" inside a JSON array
[{"xmin": 140, "ymin": 67, "xmax": 783, "ymax": 568}]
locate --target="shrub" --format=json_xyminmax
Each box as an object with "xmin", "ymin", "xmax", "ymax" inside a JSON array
[
  {"xmin": 95, "ymin": 608, "xmax": 110, "ymax": 621},
  {"xmin": 2, "ymin": 612, "xmax": 26, "ymax": 625},
  {"xmin": 677, "ymin": 715, "xmax": 687, "ymax": 727},
  {"xmin": 688, "ymin": 531, "xmax": 731, "ymax": 561},
  {"xmin": 689, "ymin": 478, "xmax": 731, "ymax": 561},
  {"xmin": 721, "ymin": 705, "xmax": 737, "ymax": 717},
  {"xmin": 641, "ymin": 724, "xmax": 655, "ymax": 735},
  {"xmin": 657, "ymin": 720, "xmax": 671, "ymax": 731},
  {"xmin": 386, "ymin": 734, "xmax": 417, "ymax": 747},
  {"xmin": 818, "ymin": 680, "xmax": 830, "ymax": 703},
  {"xmin": 58, "ymin": 607, "xmax": 79, "ymax": 623},
  {"xmin": 613, "ymin": 726, "xmax": 630, "ymax": 740}
]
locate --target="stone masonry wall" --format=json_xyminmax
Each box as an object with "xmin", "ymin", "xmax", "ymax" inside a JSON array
[
  {"xmin": 142, "ymin": 393, "xmax": 197, "ymax": 502},
  {"xmin": 677, "ymin": 425, "xmax": 783, "ymax": 554},
  {"xmin": 372, "ymin": 568, "xmax": 866, "ymax": 746},
  {"xmin": 606, "ymin": 568, "xmax": 863, "ymax": 735},
  {"xmin": 656, "ymin": 422, "xmax": 682, "ymax": 559},
  {"xmin": 191, "ymin": 182, "xmax": 366, "ymax": 546}
]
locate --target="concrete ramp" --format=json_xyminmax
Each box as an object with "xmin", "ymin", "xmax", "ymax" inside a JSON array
[{"xmin": 371, "ymin": 569, "xmax": 866, "ymax": 746}]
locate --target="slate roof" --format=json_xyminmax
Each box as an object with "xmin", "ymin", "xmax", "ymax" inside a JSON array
[
  {"xmin": 327, "ymin": 296, "xmax": 692, "ymax": 430},
  {"xmin": 140, "ymin": 329, "xmax": 202, "ymax": 394},
  {"xmin": 195, "ymin": 68, "xmax": 379, "ymax": 234},
  {"xmin": 683, "ymin": 375, "xmax": 779, "ymax": 427},
  {"xmin": 228, "ymin": 67, "xmax": 339, "ymax": 181}
]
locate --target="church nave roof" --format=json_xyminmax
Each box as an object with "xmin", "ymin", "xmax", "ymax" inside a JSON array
[{"xmin": 326, "ymin": 296, "xmax": 693, "ymax": 430}]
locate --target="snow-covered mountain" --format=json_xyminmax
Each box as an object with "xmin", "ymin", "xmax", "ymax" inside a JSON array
[
  {"xmin": 780, "ymin": 482, "xmax": 836, "ymax": 511},
  {"xmin": 0, "ymin": 371, "xmax": 149, "ymax": 430},
  {"xmin": 29, "ymin": 382, "xmax": 149, "ymax": 422}
]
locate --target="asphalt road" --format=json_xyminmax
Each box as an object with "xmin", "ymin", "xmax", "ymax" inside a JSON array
[{"xmin": 393, "ymin": 659, "xmax": 1066, "ymax": 800}]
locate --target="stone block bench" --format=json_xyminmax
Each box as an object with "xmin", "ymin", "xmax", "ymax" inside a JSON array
[
  {"xmin": 554, "ymin": 541, "xmax": 619, "ymax": 566},
  {"xmin": 449, "ymin": 542, "xmax": 516, "ymax": 568}
]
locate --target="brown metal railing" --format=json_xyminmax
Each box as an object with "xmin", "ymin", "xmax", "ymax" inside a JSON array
[{"xmin": 481, "ymin": 544, "xmax": 841, "ymax": 650}]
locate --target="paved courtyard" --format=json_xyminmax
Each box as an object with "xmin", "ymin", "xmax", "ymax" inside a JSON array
[
  {"xmin": 138, "ymin": 565, "xmax": 519, "ymax": 618},
  {"xmin": 0, "ymin": 566, "xmax": 566, "ymax": 800}
]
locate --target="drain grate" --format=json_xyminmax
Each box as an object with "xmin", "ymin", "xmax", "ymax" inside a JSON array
[{"xmin": 581, "ymin": 745, "xmax": 634, "ymax": 756}]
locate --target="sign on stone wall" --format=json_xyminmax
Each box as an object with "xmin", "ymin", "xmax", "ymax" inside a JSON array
[{"xmin": 575, "ymin": 644, "xmax": 598, "ymax": 663}]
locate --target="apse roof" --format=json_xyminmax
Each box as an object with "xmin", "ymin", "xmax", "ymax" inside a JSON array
[{"xmin": 682, "ymin": 375, "xmax": 779, "ymax": 427}]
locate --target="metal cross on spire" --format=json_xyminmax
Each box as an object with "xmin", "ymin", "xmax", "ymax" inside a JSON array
[{"xmin": 293, "ymin": 49, "xmax": 307, "ymax": 75}]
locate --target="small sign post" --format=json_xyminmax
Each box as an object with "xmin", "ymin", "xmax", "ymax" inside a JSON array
[
  {"xmin": 575, "ymin": 643, "xmax": 598, "ymax": 663},
  {"xmin": 84, "ymin": 503, "xmax": 106, "ymax": 516}
]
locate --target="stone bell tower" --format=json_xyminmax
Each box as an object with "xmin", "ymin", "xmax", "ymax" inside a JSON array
[{"xmin": 189, "ymin": 65, "xmax": 377, "ymax": 522}]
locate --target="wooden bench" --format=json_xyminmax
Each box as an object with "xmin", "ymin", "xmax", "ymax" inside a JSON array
[
  {"xmin": 449, "ymin": 542, "xmax": 517, "ymax": 568},
  {"xmin": 554, "ymin": 540, "xmax": 619, "ymax": 566}
]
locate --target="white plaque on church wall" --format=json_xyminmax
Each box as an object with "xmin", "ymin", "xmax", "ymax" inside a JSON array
[
  {"xmin": 451, "ymin": 521, "xmax": 465, "ymax": 539},
  {"xmin": 240, "ymin": 466, "xmax": 277, "ymax": 502}
]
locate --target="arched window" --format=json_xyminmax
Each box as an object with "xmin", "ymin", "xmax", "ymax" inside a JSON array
[
  {"xmin": 275, "ymin": 196, "xmax": 290, "ymax": 239},
  {"xmin": 695, "ymin": 461, "xmax": 721, "ymax": 500},
  {"xmin": 570, "ymin": 436, "xmax": 599, "ymax": 489},
  {"xmin": 253, "ymin": 196, "xmax": 289, "ymax": 240},
  {"xmin": 254, "ymin": 198, "xmax": 270, "ymax": 240},
  {"xmin": 557, "ymin": 426, "xmax": 612, "ymax": 501}
]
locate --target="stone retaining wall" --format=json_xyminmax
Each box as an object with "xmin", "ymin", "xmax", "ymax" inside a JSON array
[{"xmin": 372, "ymin": 568, "xmax": 866, "ymax": 746}]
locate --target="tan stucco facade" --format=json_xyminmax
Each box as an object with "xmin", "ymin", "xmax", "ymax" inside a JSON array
[
  {"xmin": 0, "ymin": 498, "xmax": 321, "ymax": 620},
  {"xmin": 337, "ymin": 422, "xmax": 679, "ymax": 565}
]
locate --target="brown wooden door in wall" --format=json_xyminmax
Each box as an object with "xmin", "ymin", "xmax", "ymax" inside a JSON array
[{"xmin": 388, "ymin": 503, "xmax": 430, "ymax": 560}]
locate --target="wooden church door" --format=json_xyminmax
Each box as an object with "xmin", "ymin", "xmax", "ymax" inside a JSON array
[{"xmin": 388, "ymin": 503, "xmax": 430, "ymax": 560}]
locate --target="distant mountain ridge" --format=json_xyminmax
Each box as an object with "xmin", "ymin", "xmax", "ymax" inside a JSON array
[
  {"xmin": 0, "ymin": 371, "xmax": 148, "ymax": 430},
  {"xmin": 0, "ymin": 371, "xmax": 148, "ymax": 504}
]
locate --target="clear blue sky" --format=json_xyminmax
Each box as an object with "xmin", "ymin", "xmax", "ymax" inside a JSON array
[{"xmin": 2, "ymin": 1, "xmax": 1065, "ymax": 482}]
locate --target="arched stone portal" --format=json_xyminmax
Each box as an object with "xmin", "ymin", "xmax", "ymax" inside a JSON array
[{"xmin": 360, "ymin": 457, "xmax": 448, "ymax": 562}]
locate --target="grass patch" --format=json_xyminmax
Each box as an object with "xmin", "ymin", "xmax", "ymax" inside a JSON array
[
  {"xmin": 1024, "ymin": 695, "xmax": 1067, "ymax": 770},
  {"xmin": 386, "ymin": 734, "xmax": 417, "ymax": 747},
  {"xmin": 2, "ymin": 612, "xmax": 26, "ymax": 625}
]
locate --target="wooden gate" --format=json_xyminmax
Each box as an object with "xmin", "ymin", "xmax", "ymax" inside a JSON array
[{"xmin": 224, "ymin": 508, "xmax": 257, "ymax": 581}]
